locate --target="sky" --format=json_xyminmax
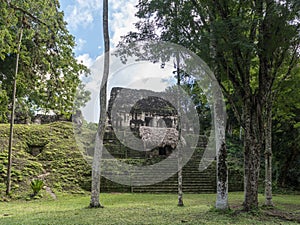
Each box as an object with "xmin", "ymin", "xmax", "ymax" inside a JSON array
[
  {"xmin": 59, "ymin": 0, "xmax": 177, "ymax": 122},
  {"xmin": 60, "ymin": 0, "xmax": 139, "ymax": 67}
]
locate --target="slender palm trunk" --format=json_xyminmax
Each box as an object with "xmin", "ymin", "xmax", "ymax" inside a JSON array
[
  {"xmin": 176, "ymin": 55, "xmax": 184, "ymax": 207},
  {"xmin": 90, "ymin": 0, "xmax": 109, "ymax": 208},
  {"xmin": 215, "ymin": 87, "xmax": 228, "ymax": 210},
  {"xmin": 209, "ymin": 16, "xmax": 228, "ymax": 210},
  {"xmin": 264, "ymin": 100, "xmax": 273, "ymax": 206},
  {"xmin": 177, "ymin": 159, "xmax": 183, "ymax": 206},
  {"xmin": 6, "ymin": 26, "xmax": 23, "ymax": 196}
]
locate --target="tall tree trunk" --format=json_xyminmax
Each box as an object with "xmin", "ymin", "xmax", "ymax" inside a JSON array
[
  {"xmin": 6, "ymin": 26, "xmax": 23, "ymax": 196},
  {"xmin": 176, "ymin": 54, "xmax": 184, "ymax": 207},
  {"xmin": 177, "ymin": 156, "xmax": 183, "ymax": 206},
  {"xmin": 264, "ymin": 99, "xmax": 273, "ymax": 206},
  {"xmin": 90, "ymin": 0, "xmax": 109, "ymax": 208},
  {"xmin": 243, "ymin": 97, "xmax": 263, "ymax": 211},
  {"xmin": 209, "ymin": 14, "xmax": 228, "ymax": 210},
  {"xmin": 215, "ymin": 87, "xmax": 228, "ymax": 210}
]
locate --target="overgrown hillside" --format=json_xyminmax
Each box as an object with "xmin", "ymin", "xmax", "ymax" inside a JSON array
[
  {"xmin": 0, "ymin": 122, "xmax": 91, "ymax": 199},
  {"xmin": 0, "ymin": 122, "xmax": 245, "ymax": 201}
]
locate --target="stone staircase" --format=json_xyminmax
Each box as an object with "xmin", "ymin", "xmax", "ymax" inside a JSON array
[
  {"xmin": 100, "ymin": 129, "xmax": 244, "ymax": 193},
  {"xmin": 100, "ymin": 153, "xmax": 217, "ymax": 193},
  {"xmin": 101, "ymin": 131, "xmax": 217, "ymax": 193},
  {"xmin": 131, "ymin": 151, "xmax": 216, "ymax": 193},
  {"xmin": 100, "ymin": 150, "xmax": 243, "ymax": 193}
]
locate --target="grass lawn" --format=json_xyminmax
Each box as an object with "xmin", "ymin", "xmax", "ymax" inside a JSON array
[{"xmin": 0, "ymin": 192, "xmax": 299, "ymax": 225}]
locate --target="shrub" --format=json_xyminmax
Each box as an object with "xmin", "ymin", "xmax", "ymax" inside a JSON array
[{"xmin": 30, "ymin": 179, "xmax": 44, "ymax": 197}]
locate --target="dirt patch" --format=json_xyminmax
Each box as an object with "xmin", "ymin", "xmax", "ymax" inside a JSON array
[
  {"xmin": 263, "ymin": 208, "xmax": 300, "ymax": 223},
  {"xmin": 229, "ymin": 203, "xmax": 300, "ymax": 223}
]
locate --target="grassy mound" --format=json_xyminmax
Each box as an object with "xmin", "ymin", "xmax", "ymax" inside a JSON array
[
  {"xmin": 0, "ymin": 122, "xmax": 91, "ymax": 199},
  {"xmin": 0, "ymin": 121, "xmax": 245, "ymax": 200}
]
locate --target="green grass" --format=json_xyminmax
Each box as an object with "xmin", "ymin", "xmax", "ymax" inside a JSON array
[{"xmin": 0, "ymin": 192, "xmax": 299, "ymax": 225}]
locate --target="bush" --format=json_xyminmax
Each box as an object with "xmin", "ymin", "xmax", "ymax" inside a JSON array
[{"xmin": 30, "ymin": 179, "xmax": 44, "ymax": 197}]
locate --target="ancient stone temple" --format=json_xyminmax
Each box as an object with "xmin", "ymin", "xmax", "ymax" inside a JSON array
[
  {"xmin": 106, "ymin": 87, "xmax": 180, "ymax": 157},
  {"xmin": 107, "ymin": 87, "xmax": 178, "ymax": 129},
  {"xmin": 98, "ymin": 87, "xmax": 243, "ymax": 193}
]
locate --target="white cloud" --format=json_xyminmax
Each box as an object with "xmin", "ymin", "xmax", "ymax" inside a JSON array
[
  {"xmin": 64, "ymin": 0, "xmax": 101, "ymax": 31},
  {"xmin": 109, "ymin": 0, "xmax": 139, "ymax": 47},
  {"xmin": 76, "ymin": 53, "xmax": 94, "ymax": 68},
  {"xmin": 64, "ymin": 0, "xmax": 139, "ymax": 46},
  {"xmin": 65, "ymin": 6, "xmax": 94, "ymax": 30},
  {"xmin": 77, "ymin": 0, "xmax": 102, "ymax": 9},
  {"xmin": 80, "ymin": 53, "xmax": 176, "ymax": 122},
  {"xmin": 75, "ymin": 38, "xmax": 87, "ymax": 51}
]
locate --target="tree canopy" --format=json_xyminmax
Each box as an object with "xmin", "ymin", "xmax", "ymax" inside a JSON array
[
  {"xmin": 120, "ymin": 0, "xmax": 300, "ymax": 210},
  {"xmin": 0, "ymin": 0, "xmax": 90, "ymax": 121}
]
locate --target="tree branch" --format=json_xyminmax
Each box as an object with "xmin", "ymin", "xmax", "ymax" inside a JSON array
[
  {"xmin": 273, "ymin": 44, "xmax": 300, "ymax": 97},
  {"xmin": 219, "ymin": 82, "xmax": 243, "ymax": 127},
  {"xmin": 2, "ymin": 0, "xmax": 48, "ymax": 27}
]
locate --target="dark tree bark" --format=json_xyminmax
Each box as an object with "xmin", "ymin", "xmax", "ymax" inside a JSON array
[{"xmin": 242, "ymin": 97, "xmax": 263, "ymax": 211}]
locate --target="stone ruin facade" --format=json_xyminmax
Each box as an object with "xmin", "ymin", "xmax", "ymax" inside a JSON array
[
  {"xmin": 6, "ymin": 112, "xmax": 71, "ymax": 125},
  {"xmin": 106, "ymin": 87, "xmax": 180, "ymax": 157},
  {"xmin": 107, "ymin": 87, "xmax": 178, "ymax": 131}
]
